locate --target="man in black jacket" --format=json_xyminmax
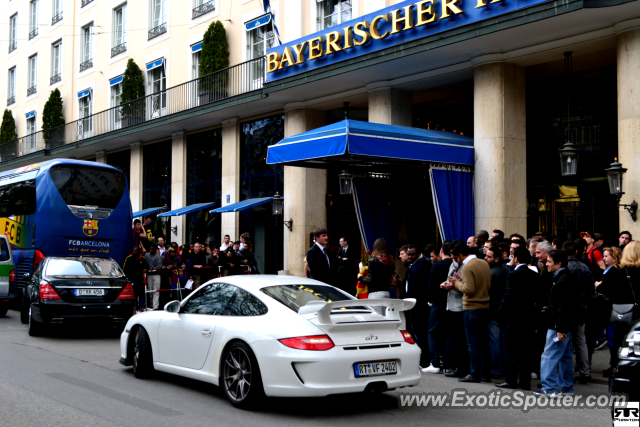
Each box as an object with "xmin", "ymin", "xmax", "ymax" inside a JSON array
[
  {"xmin": 486, "ymin": 245, "xmax": 509, "ymax": 379},
  {"xmin": 402, "ymin": 244, "xmax": 432, "ymax": 367},
  {"xmin": 306, "ymin": 227, "xmax": 334, "ymax": 285},
  {"xmin": 496, "ymin": 247, "xmax": 539, "ymax": 390},
  {"xmin": 335, "ymin": 236, "xmax": 358, "ymax": 294},
  {"xmin": 423, "ymin": 243, "xmax": 453, "ymax": 373},
  {"xmin": 535, "ymin": 250, "xmax": 579, "ymax": 397}
]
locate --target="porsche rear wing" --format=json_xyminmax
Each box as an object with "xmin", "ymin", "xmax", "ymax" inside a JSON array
[{"xmin": 298, "ymin": 298, "xmax": 416, "ymax": 325}]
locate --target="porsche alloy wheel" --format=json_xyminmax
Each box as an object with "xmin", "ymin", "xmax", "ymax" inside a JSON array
[
  {"xmin": 132, "ymin": 327, "xmax": 153, "ymax": 379},
  {"xmin": 222, "ymin": 342, "xmax": 263, "ymax": 408}
]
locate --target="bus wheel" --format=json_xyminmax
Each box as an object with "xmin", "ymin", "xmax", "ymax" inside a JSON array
[{"xmin": 20, "ymin": 297, "xmax": 29, "ymax": 324}]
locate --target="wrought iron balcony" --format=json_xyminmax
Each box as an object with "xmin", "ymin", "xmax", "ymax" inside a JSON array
[
  {"xmin": 27, "ymin": 86, "xmax": 37, "ymax": 96},
  {"xmin": 52, "ymin": 11, "xmax": 63, "ymax": 25},
  {"xmin": 192, "ymin": 0, "xmax": 215, "ymax": 19},
  {"xmin": 28, "ymin": 28, "xmax": 38, "ymax": 40},
  {"xmin": 7, "ymin": 96, "xmax": 15, "ymax": 106},
  {"xmin": 81, "ymin": 0, "xmax": 93, "ymax": 7},
  {"xmin": 8, "ymin": 41, "xmax": 17, "ymax": 54},
  {"xmin": 148, "ymin": 23, "xmax": 167, "ymax": 40},
  {"xmin": 80, "ymin": 59, "xmax": 93, "ymax": 72},
  {"xmin": 111, "ymin": 43, "xmax": 127, "ymax": 58},
  {"xmin": 50, "ymin": 74, "xmax": 62, "ymax": 85}
]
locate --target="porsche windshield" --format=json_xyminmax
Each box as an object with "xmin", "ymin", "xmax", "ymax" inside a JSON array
[{"xmin": 261, "ymin": 284, "xmax": 366, "ymax": 312}]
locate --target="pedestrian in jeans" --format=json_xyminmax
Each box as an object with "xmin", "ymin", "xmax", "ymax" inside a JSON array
[
  {"xmin": 535, "ymin": 250, "xmax": 579, "ymax": 397},
  {"xmin": 145, "ymin": 244, "xmax": 163, "ymax": 310},
  {"xmin": 444, "ymin": 241, "xmax": 492, "ymax": 383}
]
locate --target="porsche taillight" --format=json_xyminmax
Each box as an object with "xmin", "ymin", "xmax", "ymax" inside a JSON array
[
  {"xmin": 117, "ymin": 283, "xmax": 135, "ymax": 299},
  {"xmin": 400, "ymin": 330, "xmax": 415, "ymax": 344},
  {"xmin": 278, "ymin": 335, "xmax": 335, "ymax": 351},
  {"xmin": 39, "ymin": 281, "xmax": 60, "ymax": 300}
]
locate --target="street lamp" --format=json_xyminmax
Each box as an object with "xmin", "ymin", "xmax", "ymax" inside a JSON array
[
  {"xmin": 271, "ymin": 193, "xmax": 292, "ymax": 231},
  {"xmin": 605, "ymin": 158, "xmax": 637, "ymax": 221},
  {"xmin": 338, "ymin": 170, "xmax": 353, "ymax": 195},
  {"xmin": 559, "ymin": 141, "xmax": 579, "ymax": 177}
]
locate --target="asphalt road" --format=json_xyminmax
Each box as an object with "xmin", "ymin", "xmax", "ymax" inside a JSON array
[{"xmin": 0, "ymin": 308, "xmax": 612, "ymax": 427}]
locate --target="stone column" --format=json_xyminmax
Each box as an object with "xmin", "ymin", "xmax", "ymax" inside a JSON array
[
  {"xmin": 473, "ymin": 61, "xmax": 527, "ymax": 236},
  {"xmin": 95, "ymin": 150, "xmax": 106, "ymax": 164},
  {"xmin": 367, "ymin": 85, "xmax": 412, "ymax": 126},
  {"xmin": 283, "ymin": 108, "xmax": 327, "ymax": 276},
  {"xmin": 617, "ymin": 27, "xmax": 640, "ymax": 232},
  {"xmin": 221, "ymin": 119, "xmax": 240, "ymax": 240},
  {"xmin": 129, "ymin": 142, "xmax": 143, "ymax": 214},
  {"xmin": 170, "ymin": 131, "xmax": 187, "ymax": 244}
]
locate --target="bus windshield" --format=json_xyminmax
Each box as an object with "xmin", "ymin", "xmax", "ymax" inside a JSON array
[{"xmin": 49, "ymin": 166, "xmax": 125, "ymax": 210}]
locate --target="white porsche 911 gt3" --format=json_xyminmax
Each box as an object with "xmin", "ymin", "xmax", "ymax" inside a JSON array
[{"xmin": 119, "ymin": 275, "xmax": 421, "ymax": 407}]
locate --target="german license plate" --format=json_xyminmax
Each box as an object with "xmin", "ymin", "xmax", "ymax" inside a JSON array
[
  {"xmin": 354, "ymin": 360, "xmax": 397, "ymax": 377},
  {"xmin": 74, "ymin": 289, "xmax": 105, "ymax": 296}
]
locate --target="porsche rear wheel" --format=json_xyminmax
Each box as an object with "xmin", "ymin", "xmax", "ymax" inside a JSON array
[
  {"xmin": 132, "ymin": 327, "xmax": 154, "ymax": 379},
  {"xmin": 222, "ymin": 342, "xmax": 264, "ymax": 408}
]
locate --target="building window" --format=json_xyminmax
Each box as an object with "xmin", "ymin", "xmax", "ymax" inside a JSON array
[
  {"xmin": 192, "ymin": 48, "xmax": 201, "ymax": 80},
  {"xmin": 7, "ymin": 68, "xmax": 16, "ymax": 106},
  {"xmin": 192, "ymin": 0, "xmax": 215, "ymax": 19},
  {"xmin": 317, "ymin": 0, "xmax": 352, "ymax": 30},
  {"xmin": 25, "ymin": 112, "xmax": 37, "ymax": 153},
  {"xmin": 78, "ymin": 90, "xmax": 93, "ymax": 139},
  {"xmin": 246, "ymin": 22, "xmax": 274, "ymax": 89},
  {"xmin": 110, "ymin": 78, "xmax": 122, "ymax": 129},
  {"xmin": 27, "ymin": 55, "xmax": 37, "ymax": 96},
  {"xmin": 143, "ymin": 140, "xmax": 172, "ymax": 237},
  {"xmin": 80, "ymin": 23, "xmax": 93, "ymax": 72},
  {"xmin": 81, "ymin": 0, "xmax": 94, "ymax": 8},
  {"xmin": 148, "ymin": 0, "xmax": 167, "ymax": 40},
  {"xmin": 9, "ymin": 14, "xmax": 18, "ymax": 53},
  {"xmin": 29, "ymin": 0, "xmax": 39, "ymax": 40},
  {"xmin": 147, "ymin": 60, "xmax": 166, "ymax": 118},
  {"xmin": 50, "ymin": 41, "xmax": 61, "ymax": 85},
  {"xmin": 52, "ymin": 0, "xmax": 63, "ymax": 25},
  {"xmin": 112, "ymin": 4, "xmax": 127, "ymax": 57}
]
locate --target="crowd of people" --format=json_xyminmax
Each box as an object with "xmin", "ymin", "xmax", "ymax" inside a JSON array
[
  {"xmin": 305, "ymin": 225, "xmax": 639, "ymax": 397},
  {"xmin": 124, "ymin": 216, "xmax": 258, "ymax": 312}
]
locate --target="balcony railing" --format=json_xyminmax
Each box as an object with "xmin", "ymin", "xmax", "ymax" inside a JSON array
[
  {"xmin": 50, "ymin": 74, "xmax": 62, "ymax": 85},
  {"xmin": 7, "ymin": 96, "xmax": 15, "ymax": 106},
  {"xmin": 111, "ymin": 42, "xmax": 127, "ymax": 58},
  {"xmin": 0, "ymin": 57, "xmax": 266, "ymax": 163},
  {"xmin": 80, "ymin": 59, "xmax": 93, "ymax": 72},
  {"xmin": 28, "ymin": 28, "xmax": 38, "ymax": 40},
  {"xmin": 81, "ymin": 0, "xmax": 93, "ymax": 7},
  {"xmin": 148, "ymin": 23, "xmax": 167, "ymax": 40},
  {"xmin": 8, "ymin": 41, "xmax": 17, "ymax": 54},
  {"xmin": 193, "ymin": 0, "xmax": 215, "ymax": 19},
  {"xmin": 27, "ymin": 86, "xmax": 37, "ymax": 96},
  {"xmin": 52, "ymin": 11, "xmax": 63, "ymax": 25}
]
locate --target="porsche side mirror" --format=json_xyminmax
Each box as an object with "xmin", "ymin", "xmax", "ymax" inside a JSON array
[{"xmin": 164, "ymin": 300, "xmax": 181, "ymax": 313}]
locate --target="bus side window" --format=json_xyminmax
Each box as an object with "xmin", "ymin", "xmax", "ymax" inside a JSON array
[{"xmin": 0, "ymin": 241, "xmax": 9, "ymax": 262}]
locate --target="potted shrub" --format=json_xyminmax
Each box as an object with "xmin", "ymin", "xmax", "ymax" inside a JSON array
[
  {"xmin": 121, "ymin": 59, "xmax": 146, "ymax": 127},
  {"xmin": 199, "ymin": 20, "xmax": 230, "ymax": 105},
  {"xmin": 42, "ymin": 88, "xmax": 65, "ymax": 148},
  {"xmin": 0, "ymin": 109, "xmax": 18, "ymax": 160}
]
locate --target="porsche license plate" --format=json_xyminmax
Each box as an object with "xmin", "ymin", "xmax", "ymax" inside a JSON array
[
  {"xmin": 74, "ymin": 289, "xmax": 105, "ymax": 296},
  {"xmin": 354, "ymin": 361, "xmax": 397, "ymax": 377}
]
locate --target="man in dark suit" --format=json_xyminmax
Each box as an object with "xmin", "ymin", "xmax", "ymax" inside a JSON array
[
  {"xmin": 335, "ymin": 236, "xmax": 358, "ymax": 294},
  {"xmin": 403, "ymin": 244, "xmax": 432, "ymax": 367},
  {"xmin": 306, "ymin": 227, "xmax": 334, "ymax": 285},
  {"xmin": 496, "ymin": 247, "xmax": 539, "ymax": 390}
]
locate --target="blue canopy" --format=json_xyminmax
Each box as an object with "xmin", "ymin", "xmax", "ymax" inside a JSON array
[
  {"xmin": 132, "ymin": 207, "xmax": 165, "ymax": 218},
  {"xmin": 210, "ymin": 197, "xmax": 272, "ymax": 213},
  {"xmin": 158, "ymin": 202, "xmax": 217, "ymax": 217},
  {"xmin": 266, "ymin": 119, "xmax": 474, "ymax": 169}
]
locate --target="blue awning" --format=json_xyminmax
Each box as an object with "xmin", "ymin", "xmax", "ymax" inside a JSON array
[
  {"xmin": 132, "ymin": 206, "xmax": 166, "ymax": 218},
  {"xmin": 25, "ymin": 111, "xmax": 35, "ymax": 119},
  {"xmin": 146, "ymin": 58, "xmax": 164, "ymax": 71},
  {"xmin": 210, "ymin": 197, "xmax": 272, "ymax": 213},
  {"xmin": 191, "ymin": 42, "xmax": 202, "ymax": 53},
  {"xmin": 245, "ymin": 14, "xmax": 271, "ymax": 31},
  {"xmin": 109, "ymin": 75, "xmax": 123, "ymax": 86},
  {"xmin": 158, "ymin": 202, "xmax": 217, "ymax": 217},
  {"xmin": 266, "ymin": 119, "xmax": 474, "ymax": 169},
  {"xmin": 77, "ymin": 89, "xmax": 91, "ymax": 99}
]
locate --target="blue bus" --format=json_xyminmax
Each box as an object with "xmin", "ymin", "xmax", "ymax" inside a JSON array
[{"xmin": 0, "ymin": 159, "xmax": 132, "ymax": 301}]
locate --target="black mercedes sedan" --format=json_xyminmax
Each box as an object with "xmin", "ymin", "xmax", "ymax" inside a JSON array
[
  {"xmin": 610, "ymin": 319, "xmax": 640, "ymax": 403},
  {"xmin": 24, "ymin": 257, "xmax": 136, "ymax": 336}
]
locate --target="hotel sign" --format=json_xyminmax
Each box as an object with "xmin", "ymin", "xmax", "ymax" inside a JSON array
[{"xmin": 266, "ymin": 0, "xmax": 549, "ymax": 82}]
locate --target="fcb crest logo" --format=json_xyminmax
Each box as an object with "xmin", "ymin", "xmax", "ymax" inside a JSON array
[{"xmin": 82, "ymin": 220, "xmax": 99, "ymax": 237}]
